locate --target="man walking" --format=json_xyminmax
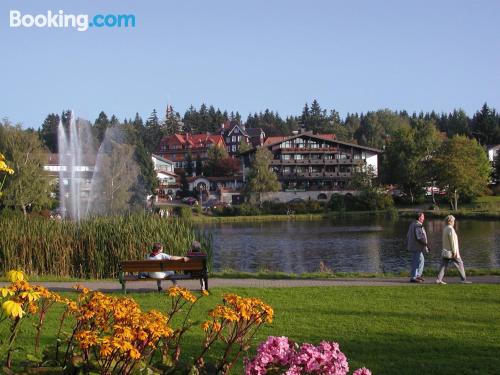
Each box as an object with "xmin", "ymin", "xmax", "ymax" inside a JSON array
[{"xmin": 407, "ymin": 212, "xmax": 430, "ymax": 283}]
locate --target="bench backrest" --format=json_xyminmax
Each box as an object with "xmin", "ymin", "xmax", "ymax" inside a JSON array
[{"xmin": 120, "ymin": 258, "xmax": 206, "ymax": 273}]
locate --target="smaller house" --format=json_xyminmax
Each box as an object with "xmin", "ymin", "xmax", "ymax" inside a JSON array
[
  {"xmin": 219, "ymin": 120, "xmax": 266, "ymax": 156},
  {"xmin": 219, "ymin": 120, "xmax": 250, "ymax": 156},
  {"xmin": 246, "ymin": 127, "xmax": 266, "ymax": 147},
  {"xmin": 151, "ymin": 154, "xmax": 177, "ymax": 199}
]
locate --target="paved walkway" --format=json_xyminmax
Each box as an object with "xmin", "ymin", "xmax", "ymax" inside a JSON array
[{"xmin": 2, "ymin": 276, "xmax": 499, "ymax": 293}]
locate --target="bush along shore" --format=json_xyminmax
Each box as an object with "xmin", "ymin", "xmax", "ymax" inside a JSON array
[{"xmin": 0, "ymin": 214, "xmax": 213, "ymax": 279}]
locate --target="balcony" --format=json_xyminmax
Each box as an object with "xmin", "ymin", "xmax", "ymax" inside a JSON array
[
  {"xmin": 271, "ymin": 158, "xmax": 361, "ymax": 166},
  {"xmin": 279, "ymin": 147, "xmax": 338, "ymax": 153},
  {"xmin": 279, "ymin": 171, "xmax": 352, "ymax": 179}
]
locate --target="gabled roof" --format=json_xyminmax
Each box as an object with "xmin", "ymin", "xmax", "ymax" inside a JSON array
[
  {"xmin": 263, "ymin": 136, "xmax": 287, "ymax": 146},
  {"xmin": 152, "ymin": 154, "xmax": 174, "ymax": 165},
  {"xmin": 158, "ymin": 133, "xmax": 225, "ymax": 150},
  {"xmin": 219, "ymin": 121, "xmax": 249, "ymax": 137},
  {"xmin": 258, "ymin": 133, "xmax": 382, "ymax": 154},
  {"xmin": 246, "ymin": 127, "xmax": 264, "ymax": 137}
]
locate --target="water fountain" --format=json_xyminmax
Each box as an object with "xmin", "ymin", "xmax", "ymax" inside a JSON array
[
  {"xmin": 57, "ymin": 112, "xmax": 95, "ymax": 220},
  {"xmin": 57, "ymin": 111, "xmax": 142, "ymax": 220}
]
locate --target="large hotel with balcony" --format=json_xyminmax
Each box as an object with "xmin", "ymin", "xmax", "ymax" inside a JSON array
[{"xmin": 241, "ymin": 131, "xmax": 381, "ymax": 193}]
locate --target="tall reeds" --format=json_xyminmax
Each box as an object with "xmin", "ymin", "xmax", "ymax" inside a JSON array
[{"xmin": 0, "ymin": 214, "xmax": 213, "ymax": 278}]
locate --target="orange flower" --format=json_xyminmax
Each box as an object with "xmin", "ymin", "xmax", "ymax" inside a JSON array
[
  {"xmin": 129, "ymin": 348, "xmax": 141, "ymax": 360},
  {"xmin": 201, "ymin": 321, "xmax": 210, "ymax": 331}
]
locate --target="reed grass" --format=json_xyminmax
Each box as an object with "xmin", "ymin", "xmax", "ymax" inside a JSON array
[{"xmin": 0, "ymin": 214, "xmax": 213, "ymax": 279}]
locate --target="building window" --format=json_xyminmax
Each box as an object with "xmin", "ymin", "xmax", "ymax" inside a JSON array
[
  {"xmin": 232, "ymin": 145, "xmax": 237, "ymax": 152},
  {"xmin": 226, "ymin": 137, "xmax": 230, "ymax": 143},
  {"xmin": 232, "ymin": 136, "xmax": 236, "ymax": 142},
  {"xmin": 234, "ymin": 127, "xmax": 239, "ymax": 134}
]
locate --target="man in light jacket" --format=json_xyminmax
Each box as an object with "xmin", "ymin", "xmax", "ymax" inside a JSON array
[{"xmin": 407, "ymin": 212, "xmax": 430, "ymax": 283}]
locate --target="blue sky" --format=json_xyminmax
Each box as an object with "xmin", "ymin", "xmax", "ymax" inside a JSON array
[{"xmin": 1, "ymin": 0, "xmax": 499, "ymax": 128}]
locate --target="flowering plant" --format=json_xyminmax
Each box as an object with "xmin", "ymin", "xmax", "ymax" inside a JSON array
[
  {"xmin": 0, "ymin": 270, "xmax": 63, "ymax": 368},
  {"xmin": 0, "ymin": 152, "xmax": 14, "ymax": 198},
  {"xmin": 196, "ymin": 293, "xmax": 274, "ymax": 374},
  {"xmin": 245, "ymin": 336, "xmax": 372, "ymax": 375}
]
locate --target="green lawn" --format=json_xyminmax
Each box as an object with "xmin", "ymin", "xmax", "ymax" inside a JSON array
[{"xmin": 3, "ymin": 285, "xmax": 500, "ymax": 374}]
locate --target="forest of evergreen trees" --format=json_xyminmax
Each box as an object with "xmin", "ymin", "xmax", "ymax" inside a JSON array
[{"xmin": 37, "ymin": 101, "xmax": 500, "ymax": 156}]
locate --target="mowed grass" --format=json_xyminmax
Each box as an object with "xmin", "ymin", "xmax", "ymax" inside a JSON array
[{"xmin": 3, "ymin": 285, "xmax": 500, "ymax": 374}]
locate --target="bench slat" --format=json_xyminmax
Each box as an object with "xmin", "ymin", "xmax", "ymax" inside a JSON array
[
  {"xmin": 120, "ymin": 259, "xmax": 205, "ymax": 272},
  {"xmin": 119, "ymin": 257, "xmax": 208, "ymax": 293}
]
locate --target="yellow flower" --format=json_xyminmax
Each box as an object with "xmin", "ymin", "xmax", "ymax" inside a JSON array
[
  {"xmin": 112, "ymin": 338, "xmax": 133, "ymax": 352},
  {"xmin": 167, "ymin": 285, "xmax": 181, "ymax": 297},
  {"xmin": 20, "ymin": 290, "xmax": 40, "ymax": 302},
  {"xmin": 6, "ymin": 270, "xmax": 25, "ymax": 282},
  {"xmin": 28, "ymin": 302, "xmax": 38, "ymax": 314},
  {"xmin": 129, "ymin": 348, "xmax": 141, "ymax": 360},
  {"xmin": 0, "ymin": 287, "xmax": 14, "ymax": 298},
  {"xmin": 2, "ymin": 300, "xmax": 25, "ymax": 318},
  {"xmin": 0, "ymin": 153, "xmax": 14, "ymax": 175},
  {"xmin": 75, "ymin": 330, "xmax": 99, "ymax": 349},
  {"xmin": 179, "ymin": 288, "xmax": 197, "ymax": 303},
  {"xmin": 201, "ymin": 290, "xmax": 209, "ymax": 296},
  {"xmin": 201, "ymin": 321, "xmax": 210, "ymax": 331},
  {"xmin": 100, "ymin": 343, "xmax": 114, "ymax": 357}
]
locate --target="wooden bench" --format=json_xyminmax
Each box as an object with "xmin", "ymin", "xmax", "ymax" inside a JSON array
[{"xmin": 119, "ymin": 256, "xmax": 208, "ymax": 293}]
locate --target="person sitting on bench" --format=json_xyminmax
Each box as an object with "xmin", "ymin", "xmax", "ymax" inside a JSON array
[{"xmin": 148, "ymin": 242, "xmax": 188, "ymax": 291}]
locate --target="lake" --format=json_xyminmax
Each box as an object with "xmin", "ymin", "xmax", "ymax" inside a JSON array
[{"xmin": 205, "ymin": 216, "xmax": 500, "ymax": 274}]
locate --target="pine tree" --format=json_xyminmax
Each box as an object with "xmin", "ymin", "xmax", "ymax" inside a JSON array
[
  {"xmin": 110, "ymin": 115, "xmax": 120, "ymax": 127},
  {"xmin": 143, "ymin": 109, "xmax": 162, "ymax": 153},
  {"xmin": 39, "ymin": 113, "xmax": 60, "ymax": 152},
  {"xmin": 94, "ymin": 111, "xmax": 110, "ymax": 143},
  {"xmin": 164, "ymin": 105, "xmax": 183, "ymax": 136},
  {"xmin": 471, "ymin": 103, "xmax": 500, "ymax": 145}
]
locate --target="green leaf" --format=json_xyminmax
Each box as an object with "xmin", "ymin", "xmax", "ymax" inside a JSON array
[{"xmin": 26, "ymin": 353, "xmax": 43, "ymax": 363}]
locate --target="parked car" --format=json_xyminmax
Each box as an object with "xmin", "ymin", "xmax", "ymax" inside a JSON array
[
  {"xmin": 182, "ymin": 197, "xmax": 198, "ymax": 205},
  {"xmin": 288, "ymin": 198, "xmax": 305, "ymax": 204},
  {"xmin": 203, "ymin": 199, "xmax": 230, "ymax": 210}
]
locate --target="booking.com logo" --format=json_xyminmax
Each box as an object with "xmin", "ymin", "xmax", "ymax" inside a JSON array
[{"xmin": 9, "ymin": 10, "xmax": 136, "ymax": 31}]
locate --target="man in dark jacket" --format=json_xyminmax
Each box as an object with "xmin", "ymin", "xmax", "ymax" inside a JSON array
[{"xmin": 407, "ymin": 212, "xmax": 430, "ymax": 283}]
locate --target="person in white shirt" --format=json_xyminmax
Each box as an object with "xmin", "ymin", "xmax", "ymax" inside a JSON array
[
  {"xmin": 436, "ymin": 215, "xmax": 471, "ymax": 285},
  {"xmin": 148, "ymin": 242, "xmax": 188, "ymax": 291}
]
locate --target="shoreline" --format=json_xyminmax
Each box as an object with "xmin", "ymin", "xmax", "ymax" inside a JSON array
[{"xmin": 192, "ymin": 208, "xmax": 500, "ymax": 223}]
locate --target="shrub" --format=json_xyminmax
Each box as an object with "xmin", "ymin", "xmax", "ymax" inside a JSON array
[
  {"xmin": 328, "ymin": 192, "xmax": 393, "ymax": 211},
  {"xmin": 245, "ymin": 336, "xmax": 371, "ymax": 375}
]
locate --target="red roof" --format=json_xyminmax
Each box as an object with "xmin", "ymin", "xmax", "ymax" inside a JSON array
[
  {"xmin": 263, "ymin": 136, "xmax": 287, "ymax": 145},
  {"xmin": 158, "ymin": 133, "xmax": 225, "ymax": 152}
]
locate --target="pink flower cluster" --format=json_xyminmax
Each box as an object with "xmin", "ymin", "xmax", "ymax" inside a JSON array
[{"xmin": 245, "ymin": 336, "xmax": 372, "ymax": 375}]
